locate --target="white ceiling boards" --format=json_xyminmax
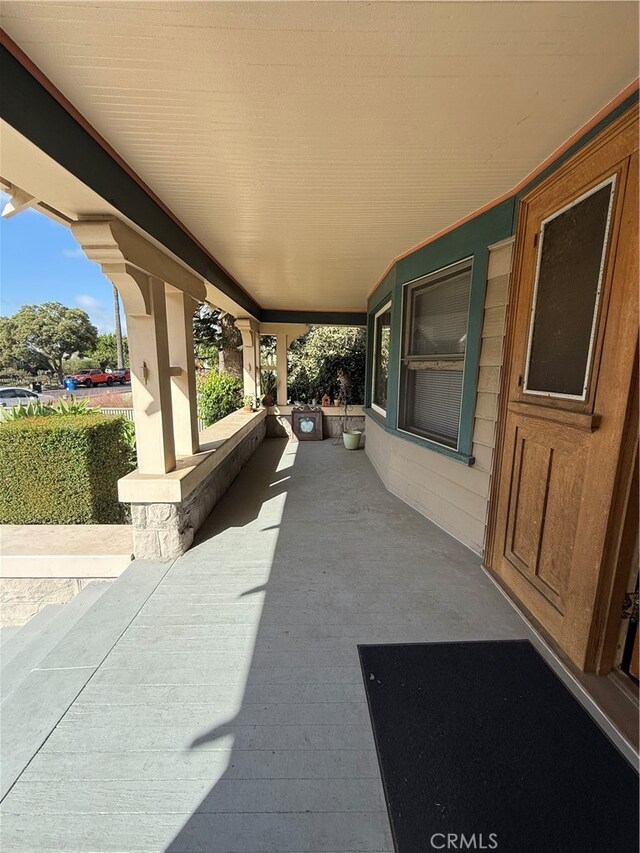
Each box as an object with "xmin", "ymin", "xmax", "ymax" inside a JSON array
[{"xmin": 1, "ymin": 1, "xmax": 638, "ymax": 313}]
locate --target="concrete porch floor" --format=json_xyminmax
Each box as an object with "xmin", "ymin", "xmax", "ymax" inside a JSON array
[{"xmin": 0, "ymin": 437, "xmax": 630, "ymax": 852}]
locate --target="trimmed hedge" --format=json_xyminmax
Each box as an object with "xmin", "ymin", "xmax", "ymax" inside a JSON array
[
  {"xmin": 197, "ymin": 370, "xmax": 243, "ymax": 427},
  {"xmin": 0, "ymin": 414, "xmax": 134, "ymax": 524}
]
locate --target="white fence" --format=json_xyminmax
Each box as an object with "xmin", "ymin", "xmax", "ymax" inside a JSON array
[
  {"xmin": 102, "ymin": 407, "xmax": 205, "ymax": 433},
  {"xmin": 100, "ymin": 407, "xmax": 135, "ymax": 420}
]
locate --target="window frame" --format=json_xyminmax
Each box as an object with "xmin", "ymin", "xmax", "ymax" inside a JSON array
[
  {"xmin": 371, "ymin": 300, "xmax": 392, "ymax": 417},
  {"xmin": 522, "ymin": 174, "xmax": 617, "ymax": 402},
  {"xmin": 397, "ymin": 256, "xmax": 474, "ymax": 452}
]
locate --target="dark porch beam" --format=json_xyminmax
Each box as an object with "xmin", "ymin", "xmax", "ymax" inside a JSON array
[
  {"xmin": 0, "ymin": 34, "xmax": 262, "ymax": 320},
  {"xmin": 261, "ymin": 310, "xmax": 366, "ymax": 326}
]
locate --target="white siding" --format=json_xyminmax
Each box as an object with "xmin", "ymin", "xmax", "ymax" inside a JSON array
[{"xmin": 365, "ymin": 239, "xmax": 513, "ymax": 555}]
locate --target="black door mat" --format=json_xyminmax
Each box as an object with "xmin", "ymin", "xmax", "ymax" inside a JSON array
[{"xmin": 359, "ymin": 639, "xmax": 639, "ymax": 853}]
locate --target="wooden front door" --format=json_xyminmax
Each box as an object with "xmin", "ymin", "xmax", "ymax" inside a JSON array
[{"xmin": 487, "ymin": 106, "xmax": 639, "ymax": 671}]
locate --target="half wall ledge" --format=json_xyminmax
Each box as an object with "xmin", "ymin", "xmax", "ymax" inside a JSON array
[{"xmin": 119, "ymin": 410, "xmax": 267, "ymax": 559}]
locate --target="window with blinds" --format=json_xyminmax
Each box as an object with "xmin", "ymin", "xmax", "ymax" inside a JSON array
[
  {"xmin": 372, "ymin": 304, "xmax": 391, "ymax": 414},
  {"xmin": 399, "ymin": 259, "xmax": 472, "ymax": 448}
]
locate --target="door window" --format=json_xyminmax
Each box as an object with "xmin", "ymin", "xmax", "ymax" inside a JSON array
[{"xmin": 524, "ymin": 176, "xmax": 616, "ymax": 399}]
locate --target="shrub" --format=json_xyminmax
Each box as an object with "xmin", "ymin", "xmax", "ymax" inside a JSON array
[
  {"xmin": 288, "ymin": 326, "xmax": 366, "ymax": 403},
  {"xmin": 1, "ymin": 397, "xmax": 97, "ymax": 421},
  {"xmin": 197, "ymin": 370, "xmax": 243, "ymax": 427},
  {"xmin": 0, "ymin": 414, "xmax": 134, "ymax": 524}
]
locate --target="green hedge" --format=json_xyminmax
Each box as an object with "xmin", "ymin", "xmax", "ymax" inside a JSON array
[
  {"xmin": 197, "ymin": 370, "xmax": 243, "ymax": 427},
  {"xmin": 0, "ymin": 414, "xmax": 134, "ymax": 524}
]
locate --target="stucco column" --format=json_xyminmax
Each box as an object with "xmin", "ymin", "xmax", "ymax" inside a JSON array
[
  {"xmin": 235, "ymin": 318, "xmax": 261, "ymax": 402},
  {"xmin": 259, "ymin": 324, "xmax": 309, "ymax": 406},
  {"xmin": 275, "ymin": 333, "xmax": 288, "ymax": 404},
  {"xmin": 126, "ymin": 276, "xmax": 176, "ymax": 474},
  {"xmin": 165, "ymin": 285, "xmax": 199, "ymax": 456},
  {"xmin": 254, "ymin": 330, "xmax": 262, "ymax": 403}
]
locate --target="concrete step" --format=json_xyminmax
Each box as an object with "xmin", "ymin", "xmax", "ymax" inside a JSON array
[
  {"xmin": 0, "ymin": 604, "xmax": 65, "ymax": 670},
  {"xmin": 1, "ymin": 582, "xmax": 112, "ymax": 703},
  {"xmin": 0, "ymin": 560, "xmax": 173, "ymax": 801},
  {"xmin": 0, "ymin": 626, "xmax": 20, "ymax": 646}
]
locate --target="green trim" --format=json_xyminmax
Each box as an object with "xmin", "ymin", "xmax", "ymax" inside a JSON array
[
  {"xmin": 366, "ymin": 267, "xmax": 396, "ymax": 314},
  {"xmin": 365, "ymin": 93, "xmax": 640, "ymax": 465},
  {"xmin": 0, "ymin": 44, "xmax": 262, "ymax": 319},
  {"xmin": 363, "ymin": 406, "xmax": 386, "ymax": 428},
  {"xmin": 365, "ymin": 274, "xmax": 395, "ymax": 409},
  {"xmin": 366, "ymin": 200, "xmax": 513, "ymax": 462},
  {"xmin": 513, "ymin": 89, "xmax": 640, "ymax": 222},
  {"xmin": 364, "ymin": 409, "xmax": 475, "ymax": 466},
  {"xmin": 261, "ymin": 310, "xmax": 366, "ymax": 326}
]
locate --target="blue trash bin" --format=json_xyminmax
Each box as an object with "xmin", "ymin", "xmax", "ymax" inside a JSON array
[{"xmin": 64, "ymin": 377, "xmax": 78, "ymax": 391}]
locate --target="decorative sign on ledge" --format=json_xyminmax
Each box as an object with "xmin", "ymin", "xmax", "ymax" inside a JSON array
[{"xmin": 291, "ymin": 406, "xmax": 324, "ymax": 441}]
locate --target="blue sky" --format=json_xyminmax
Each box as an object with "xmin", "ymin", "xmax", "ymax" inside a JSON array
[{"xmin": 0, "ymin": 191, "xmax": 123, "ymax": 334}]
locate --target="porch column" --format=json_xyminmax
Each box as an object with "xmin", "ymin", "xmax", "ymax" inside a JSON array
[
  {"xmin": 235, "ymin": 318, "xmax": 261, "ymax": 402},
  {"xmin": 165, "ymin": 285, "xmax": 199, "ymax": 456},
  {"xmin": 72, "ymin": 218, "xmax": 211, "ymax": 475},
  {"xmin": 259, "ymin": 323, "xmax": 309, "ymax": 406},
  {"xmin": 275, "ymin": 333, "xmax": 288, "ymax": 404},
  {"xmin": 126, "ymin": 276, "xmax": 176, "ymax": 474}
]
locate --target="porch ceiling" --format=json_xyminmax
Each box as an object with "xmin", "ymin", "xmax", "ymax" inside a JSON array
[{"xmin": 1, "ymin": 1, "xmax": 638, "ymax": 313}]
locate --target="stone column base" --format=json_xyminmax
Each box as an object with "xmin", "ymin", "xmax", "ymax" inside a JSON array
[{"xmin": 131, "ymin": 419, "xmax": 266, "ymax": 559}]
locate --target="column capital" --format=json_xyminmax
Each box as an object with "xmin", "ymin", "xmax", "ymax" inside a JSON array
[
  {"xmin": 72, "ymin": 218, "xmax": 207, "ymax": 313},
  {"xmin": 235, "ymin": 317, "xmax": 260, "ymax": 348}
]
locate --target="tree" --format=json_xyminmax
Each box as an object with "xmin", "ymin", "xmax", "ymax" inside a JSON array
[
  {"xmin": 192, "ymin": 305, "xmax": 242, "ymax": 378},
  {"xmin": 288, "ymin": 326, "xmax": 366, "ymax": 403},
  {"xmin": 0, "ymin": 315, "xmax": 49, "ymax": 374},
  {"xmin": 90, "ymin": 333, "xmax": 129, "ymax": 369},
  {"xmin": 3, "ymin": 302, "xmax": 98, "ymax": 382},
  {"xmin": 113, "ymin": 285, "xmax": 125, "ymax": 369}
]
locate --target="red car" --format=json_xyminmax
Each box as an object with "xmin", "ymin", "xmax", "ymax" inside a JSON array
[
  {"xmin": 66, "ymin": 368, "xmax": 114, "ymax": 387},
  {"xmin": 110, "ymin": 368, "xmax": 131, "ymax": 384}
]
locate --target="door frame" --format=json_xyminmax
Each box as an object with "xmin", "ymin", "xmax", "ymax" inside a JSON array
[{"xmin": 484, "ymin": 103, "xmax": 639, "ymax": 673}]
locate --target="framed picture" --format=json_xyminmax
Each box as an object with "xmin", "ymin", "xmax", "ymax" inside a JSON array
[{"xmin": 291, "ymin": 406, "xmax": 324, "ymax": 441}]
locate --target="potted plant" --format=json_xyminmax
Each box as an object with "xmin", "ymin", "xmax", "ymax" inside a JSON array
[
  {"xmin": 260, "ymin": 370, "xmax": 276, "ymax": 408},
  {"xmin": 342, "ymin": 402, "xmax": 362, "ymax": 449},
  {"xmin": 336, "ymin": 367, "xmax": 362, "ymax": 450},
  {"xmin": 243, "ymin": 394, "xmax": 254, "ymax": 413}
]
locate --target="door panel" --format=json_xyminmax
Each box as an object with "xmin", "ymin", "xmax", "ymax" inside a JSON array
[
  {"xmin": 487, "ymin": 106, "xmax": 639, "ymax": 671},
  {"xmin": 504, "ymin": 417, "xmax": 589, "ymax": 613}
]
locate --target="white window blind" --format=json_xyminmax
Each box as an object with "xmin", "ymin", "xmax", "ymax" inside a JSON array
[
  {"xmin": 405, "ymin": 370, "xmax": 464, "ymax": 444},
  {"xmin": 408, "ymin": 268, "xmax": 471, "ymax": 356},
  {"xmin": 400, "ymin": 260, "xmax": 472, "ymax": 448}
]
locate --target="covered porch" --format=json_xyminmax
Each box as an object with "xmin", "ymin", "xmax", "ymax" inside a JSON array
[
  {"xmin": 0, "ymin": 3, "xmax": 638, "ymax": 849},
  {"xmin": 2, "ymin": 434, "xmax": 631, "ymax": 851}
]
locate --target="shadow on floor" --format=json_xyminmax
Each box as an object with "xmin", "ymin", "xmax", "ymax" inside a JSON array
[{"xmin": 157, "ymin": 437, "xmax": 528, "ymax": 852}]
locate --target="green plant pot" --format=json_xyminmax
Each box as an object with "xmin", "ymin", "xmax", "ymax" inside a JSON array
[{"xmin": 343, "ymin": 429, "xmax": 362, "ymax": 450}]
